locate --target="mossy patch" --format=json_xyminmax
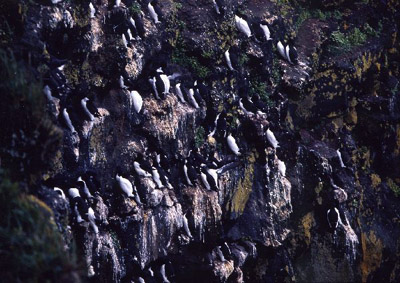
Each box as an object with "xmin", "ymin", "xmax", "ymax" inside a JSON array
[
  {"xmin": 228, "ymin": 152, "xmax": 256, "ymax": 218},
  {"xmin": 301, "ymin": 212, "xmax": 314, "ymax": 246},
  {"xmin": 361, "ymin": 231, "xmax": 383, "ymax": 282},
  {"xmin": 0, "ymin": 171, "xmax": 79, "ymax": 282}
]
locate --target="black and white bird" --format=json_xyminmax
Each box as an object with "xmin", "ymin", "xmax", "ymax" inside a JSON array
[
  {"xmin": 68, "ymin": 188, "xmax": 87, "ymax": 223},
  {"xmin": 327, "ymin": 207, "xmax": 340, "ymax": 229},
  {"xmin": 225, "ymin": 49, "xmax": 235, "ymax": 71},
  {"xmin": 89, "ymin": 2, "xmax": 96, "ymax": 18},
  {"xmin": 182, "ymin": 213, "xmax": 193, "ymax": 238},
  {"xmin": 151, "ymin": 166, "xmax": 164, "ymax": 189},
  {"xmin": 152, "ymin": 156, "xmax": 173, "ymax": 189},
  {"xmin": 276, "ymin": 159, "xmax": 286, "ymax": 176},
  {"xmin": 130, "ymin": 90, "xmax": 143, "ymax": 113},
  {"xmin": 221, "ymin": 242, "xmax": 231, "ymax": 258},
  {"xmin": 285, "ymin": 44, "xmax": 298, "ymax": 65},
  {"xmin": 119, "ymin": 75, "xmax": 128, "ymax": 89},
  {"xmin": 224, "ymin": 46, "xmax": 239, "ymax": 71},
  {"xmin": 160, "ymin": 264, "xmax": 170, "ymax": 283},
  {"xmin": 212, "ymin": 0, "xmax": 222, "ymax": 15},
  {"xmin": 62, "ymin": 108, "xmax": 77, "ymax": 133},
  {"xmin": 81, "ymin": 97, "xmax": 95, "ymax": 121},
  {"xmin": 208, "ymin": 112, "xmax": 221, "ymax": 137},
  {"xmin": 149, "ymin": 68, "xmax": 170, "ymax": 100},
  {"xmin": 54, "ymin": 187, "xmax": 66, "ymax": 199},
  {"xmin": 277, "ymin": 41, "xmax": 298, "ymax": 65},
  {"xmin": 115, "ymin": 174, "xmax": 134, "ymax": 197},
  {"xmin": 133, "ymin": 12, "xmax": 146, "ymax": 38},
  {"xmin": 259, "ymin": 20, "xmax": 272, "ymax": 41},
  {"xmin": 43, "ymin": 85, "xmax": 54, "ymax": 102},
  {"xmin": 235, "ymin": 15, "xmax": 252, "ymax": 37},
  {"xmin": 200, "ymin": 164, "xmax": 219, "ymax": 191},
  {"xmin": 148, "ymin": 1, "xmax": 161, "ymax": 24},
  {"xmin": 266, "ymin": 128, "xmax": 279, "ymax": 149},
  {"xmin": 277, "ymin": 41, "xmax": 286, "ymax": 59},
  {"xmin": 121, "ymin": 33, "xmax": 128, "ymax": 48},
  {"xmin": 114, "ymin": 0, "xmax": 121, "ymax": 8},
  {"xmin": 87, "ymin": 207, "xmax": 99, "ymax": 234},
  {"xmin": 134, "ymin": 154, "xmax": 153, "ymax": 177},
  {"xmin": 187, "ymin": 87, "xmax": 200, "ymax": 109},
  {"xmin": 227, "ymin": 133, "xmax": 241, "ymax": 156},
  {"xmin": 175, "ymin": 83, "xmax": 186, "ymax": 103},
  {"xmin": 77, "ymin": 176, "xmax": 93, "ymax": 198},
  {"xmin": 127, "ymin": 29, "xmax": 134, "ymax": 41},
  {"xmin": 336, "ymin": 149, "xmax": 346, "ymax": 168},
  {"xmin": 216, "ymin": 246, "xmax": 226, "ymax": 262},
  {"xmin": 183, "ymin": 158, "xmax": 198, "ymax": 186}
]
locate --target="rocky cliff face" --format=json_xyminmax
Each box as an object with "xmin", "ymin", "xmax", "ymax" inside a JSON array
[{"xmin": 1, "ymin": 0, "xmax": 400, "ymax": 282}]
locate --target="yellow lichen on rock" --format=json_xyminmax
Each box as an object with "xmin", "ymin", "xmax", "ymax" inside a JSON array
[
  {"xmin": 361, "ymin": 231, "xmax": 383, "ymax": 283},
  {"xmin": 301, "ymin": 212, "xmax": 314, "ymax": 246},
  {"xmin": 370, "ymin": 173, "xmax": 381, "ymax": 189},
  {"xmin": 229, "ymin": 152, "xmax": 255, "ymax": 217}
]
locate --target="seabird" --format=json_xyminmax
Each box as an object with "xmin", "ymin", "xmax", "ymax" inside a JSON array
[
  {"xmin": 116, "ymin": 173, "xmax": 134, "ymax": 197},
  {"xmin": 121, "ymin": 33, "xmax": 128, "ymax": 48},
  {"xmin": 187, "ymin": 88, "xmax": 200, "ymax": 108},
  {"xmin": 160, "ymin": 264, "xmax": 170, "ymax": 283},
  {"xmin": 208, "ymin": 112, "xmax": 221, "ymax": 137},
  {"xmin": 130, "ymin": 90, "xmax": 143, "ymax": 113},
  {"xmin": 62, "ymin": 108, "xmax": 77, "ymax": 133},
  {"xmin": 227, "ymin": 134, "xmax": 241, "ymax": 156},
  {"xmin": 43, "ymin": 85, "xmax": 54, "ymax": 101},
  {"xmin": 336, "ymin": 149, "xmax": 346, "ymax": 168},
  {"xmin": 212, "ymin": 0, "xmax": 221, "ymax": 14},
  {"xmin": 89, "ymin": 2, "xmax": 96, "ymax": 18},
  {"xmin": 235, "ymin": 15, "xmax": 252, "ymax": 37},
  {"xmin": 81, "ymin": 97, "xmax": 95, "ymax": 121},
  {"xmin": 224, "ymin": 49, "xmax": 235, "ymax": 71},
  {"xmin": 88, "ymin": 207, "xmax": 99, "ymax": 234},
  {"xmin": 277, "ymin": 41, "xmax": 286, "ymax": 60},
  {"xmin": 119, "ymin": 75, "xmax": 128, "ymax": 89},
  {"xmin": 134, "ymin": 161, "xmax": 152, "ymax": 177},
  {"xmin": 54, "ymin": 187, "xmax": 66, "ymax": 199},
  {"xmin": 148, "ymin": 1, "xmax": 160, "ymax": 24},
  {"xmin": 260, "ymin": 21, "xmax": 272, "ymax": 41},
  {"xmin": 77, "ymin": 176, "xmax": 93, "ymax": 198},
  {"xmin": 216, "ymin": 246, "xmax": 226, "ymax": 262},
  {"xmin": 183, "ymin": 159, "xmax": 194, "ymax": 186},
  {"xmin": 277, "ymin": 159, "xmax": 286, "ymax": 176},
  {"xmin": 327, "ymin": 207, "xmax": 340, "ymax": 229},
  {"xmin": 182, "ymin": 213, "xmax": 193, "ymax": 238},
  {"xmin": 151, "ymin": 166, "xmax": 164, "ymax": 188},
  {"xmin": 175, "ymin": 83, "xmax": 186, "ymax": 103},
  {"xmin": 127, "ymin": 29, "xmax": 134, "ymax": 41},
  {"xmin": 266, "ymin": 128, "xmax": 279, "ymax": 149}
]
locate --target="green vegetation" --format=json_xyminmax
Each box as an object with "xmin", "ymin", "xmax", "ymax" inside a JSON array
[
  {"xmin": 387, "ymin": 178, "xmax": 400, "ymax": 197},
  {"xmin": 250, "ymin": 79, "xmax": 272, "ymax": 106},
  {"xmin": 0, "ymin": 49, "xmax": 62, "ymax": 182},
  {"xmin": 295, "ymin": 8, "xmax": 343, "ymax": 30},
  {"xmin": 0, "ymin": 49, "xmax": 62, "ymax": 183},
  {"xmin": 328, "ymin": 28, "xmax": 367, "ymax": 54},
  {"xmin": 194, "ymin": 126, "xmax": 205, "ymax": 148},
  {"xmin": 0, "ymin": 170, "xmax": 79, "ymax": 282},
  {"xmin": 328, "ymin": 23, "xmax": 382, "ymax": 55},
  {"xmin": 171, "ymin": 38, "xmax": 210, "ymax": 78},
  {"xmin": 129, "ymin": 2, "xmax": 142, "ymax": 15},
  {"xmin": 238, "ymin": 54, "xmax": 249, "ymax": 66}
]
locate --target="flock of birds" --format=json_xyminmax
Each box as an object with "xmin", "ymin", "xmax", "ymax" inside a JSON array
[{"xmin": 42, "ymin": 0, "xmax": 346, "ymax": 280}]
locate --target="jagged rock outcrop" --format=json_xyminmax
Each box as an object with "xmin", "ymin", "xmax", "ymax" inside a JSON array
[{"xmin": 1, "ymin": 0, "xmax": 400, "ymax": 282}]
